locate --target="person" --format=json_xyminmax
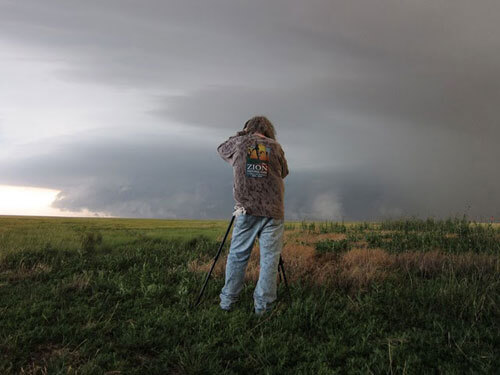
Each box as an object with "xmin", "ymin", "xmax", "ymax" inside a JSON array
[{"xmin": 217, "ymin": 115, "xmax": 289, "ymax": 315}]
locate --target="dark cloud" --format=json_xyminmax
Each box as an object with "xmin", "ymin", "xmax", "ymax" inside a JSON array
[
  {"xmin": 0, "ymin": 134, "xmax": 497, "ymax": 221},
  {"xmin": 0, "ymin": 135, "xmax": 233, "ymax": 218},
  {"xmin": 0, "ymin": 1, "xmax": 499, "ymax": 220}
]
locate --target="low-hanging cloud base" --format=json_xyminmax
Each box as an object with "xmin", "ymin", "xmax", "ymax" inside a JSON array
[{"xmin": 1, "ymin": 0, "xmax": 499, "ymax": 221}]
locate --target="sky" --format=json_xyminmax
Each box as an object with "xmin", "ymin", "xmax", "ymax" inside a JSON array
[{"xmin": 0, "ymin": 0, "xmax": 499, "ymax": 221}]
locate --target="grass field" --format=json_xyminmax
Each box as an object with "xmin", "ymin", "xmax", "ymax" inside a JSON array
[{"xmin": 1, "ymin": 215, "xmax": 499, "ymax": 374}]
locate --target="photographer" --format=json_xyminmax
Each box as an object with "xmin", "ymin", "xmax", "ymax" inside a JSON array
[{"xmin": 217, "ymin": 116, "xmax": 289, "ymax": 315}]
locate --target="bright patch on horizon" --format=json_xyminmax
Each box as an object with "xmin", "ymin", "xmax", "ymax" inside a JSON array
[{"xmin": 0, "ymin": 184, "xmax": 110, "ymax": 217}]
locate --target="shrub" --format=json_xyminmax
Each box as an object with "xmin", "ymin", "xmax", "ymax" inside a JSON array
[{"xmin": 80, "ymin": 231, "xmax": 103, "ymax": 253}]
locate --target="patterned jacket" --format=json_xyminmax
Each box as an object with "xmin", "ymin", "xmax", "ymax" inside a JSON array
[{"xmin": 217, "ymin": 131, "xmax": 289, "ymax": 219}]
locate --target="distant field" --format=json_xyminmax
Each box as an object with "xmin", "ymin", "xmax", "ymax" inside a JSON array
[
  {"xmin": 0, "ymin": 215, "xmax": 229, "ymax": 257},
  {"xmin": 1, "ymin": 215, "xmax": 499, "ymax": 374}
]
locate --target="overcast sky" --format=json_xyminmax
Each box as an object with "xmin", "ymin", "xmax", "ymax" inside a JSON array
[{"xmin": 1, "ymin": 0, "xmax": 499, "ymax": 220}]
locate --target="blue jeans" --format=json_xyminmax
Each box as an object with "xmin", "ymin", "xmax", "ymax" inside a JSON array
[{"xmin": 220, "ymin": 214, "xmax": 284, "ymax": 313}]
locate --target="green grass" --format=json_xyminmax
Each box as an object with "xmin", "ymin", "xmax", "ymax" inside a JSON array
[
  {"xmin": 315, "ymin": 239, "xmax": 352, "ymax": 254},
  {"xmin": 0, "ymin": 215, "xmax": 227, "ymax": 258},
  {"xmin": 0, "ymin": 215, "xmax": 499, "ymax": 374},
  {"xmin": 366, "ymin": 222, "xmax": 500, "ymax": 254}
]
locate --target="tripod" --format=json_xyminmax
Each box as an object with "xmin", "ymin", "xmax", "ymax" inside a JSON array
[{"xmin": 193, "ymin": 215, "xmax": 291, "ymax": 308}]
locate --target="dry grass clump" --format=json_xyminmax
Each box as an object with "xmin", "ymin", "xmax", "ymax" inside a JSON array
[
  {"xmin": 20, "ymin": 344, "xmax": 81, "ymax": 375},
  {"xmin": 338, "ymin": 248, "xmax": 394, "ymax": 290},
  {"xmin": 281, "ymin": 244, "xmax": 317, "ymax": 280},
  {"xmin": 188, "ymin": 257, "xmax": 226, "ymax": 279},
  {"xmin": 188, "ymin": 237, "xmax": 499, "ymax": 293},
  {"xmin": 188, "ymin": 245, "xmax": 394, "ymax": 292},
  {"xmin": 394, "ymin": 250, "xmax": 499, "ymax": 276},
  {"xmin": 450, "ymin": 252, "xmax": 499, "ymax": 274},
  {"xmin": 394, "ymin": 250, "xmax": 447, "ymax": 276},
  {"xmin": 0, "ymin": 262, "xmax": 52, "ymax": 282},
  {"xmin": 247, "ymin": 243, "xmax": 322, "ymax": 283},
  {"xmin": 188, "ymin": 248, "xmax": 261, "ymax": 282},
  {"xmin": 19, "ymin": 362, "xmax": 49, "ymax": 375},
  {"xmin": 352, "ymin": 240, "xmax": 368, "ymax": 249},
  {"xmin": 63, "ymin": 272, "xmax": 92, "ymax": 292},
  {"xmin": 188, "ymin": 243, "xmax": 318, "ymax": 283}
]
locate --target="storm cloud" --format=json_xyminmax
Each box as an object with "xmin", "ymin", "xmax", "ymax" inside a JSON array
[{"xmin": 0, "ymin": 0, "xmax": 499, "ymax": 220}]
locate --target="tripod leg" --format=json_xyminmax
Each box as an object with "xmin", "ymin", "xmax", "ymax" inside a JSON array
[
  {"xmin": 278, "ymin": 255, "xmax": 292, "ymax": 301},
  {"xmin": 193, "ymin": 215, "xmax": 235, "ymax": 308},
  {"xmin": 278, "ymin": 262, "xmax": 283, "ymax": 283}
]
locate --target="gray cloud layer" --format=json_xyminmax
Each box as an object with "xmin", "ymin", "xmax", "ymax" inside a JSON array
[{"xmin": 1, "ymin": 0, "xmax": 499, "ymax": 220}]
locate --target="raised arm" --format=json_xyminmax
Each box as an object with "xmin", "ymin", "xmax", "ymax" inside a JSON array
[{"xmin": 217, "ymin": 130, "xmax": 247, "ymax": 164}]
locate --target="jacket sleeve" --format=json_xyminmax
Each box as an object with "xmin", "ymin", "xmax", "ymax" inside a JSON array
[
  {"xmin": 217, "ymin": 131, "xmax": 246, "ymax": 164},
  {"xmin": 280, "ymin": 147, "xmax": 289, "ymax": 178}
]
